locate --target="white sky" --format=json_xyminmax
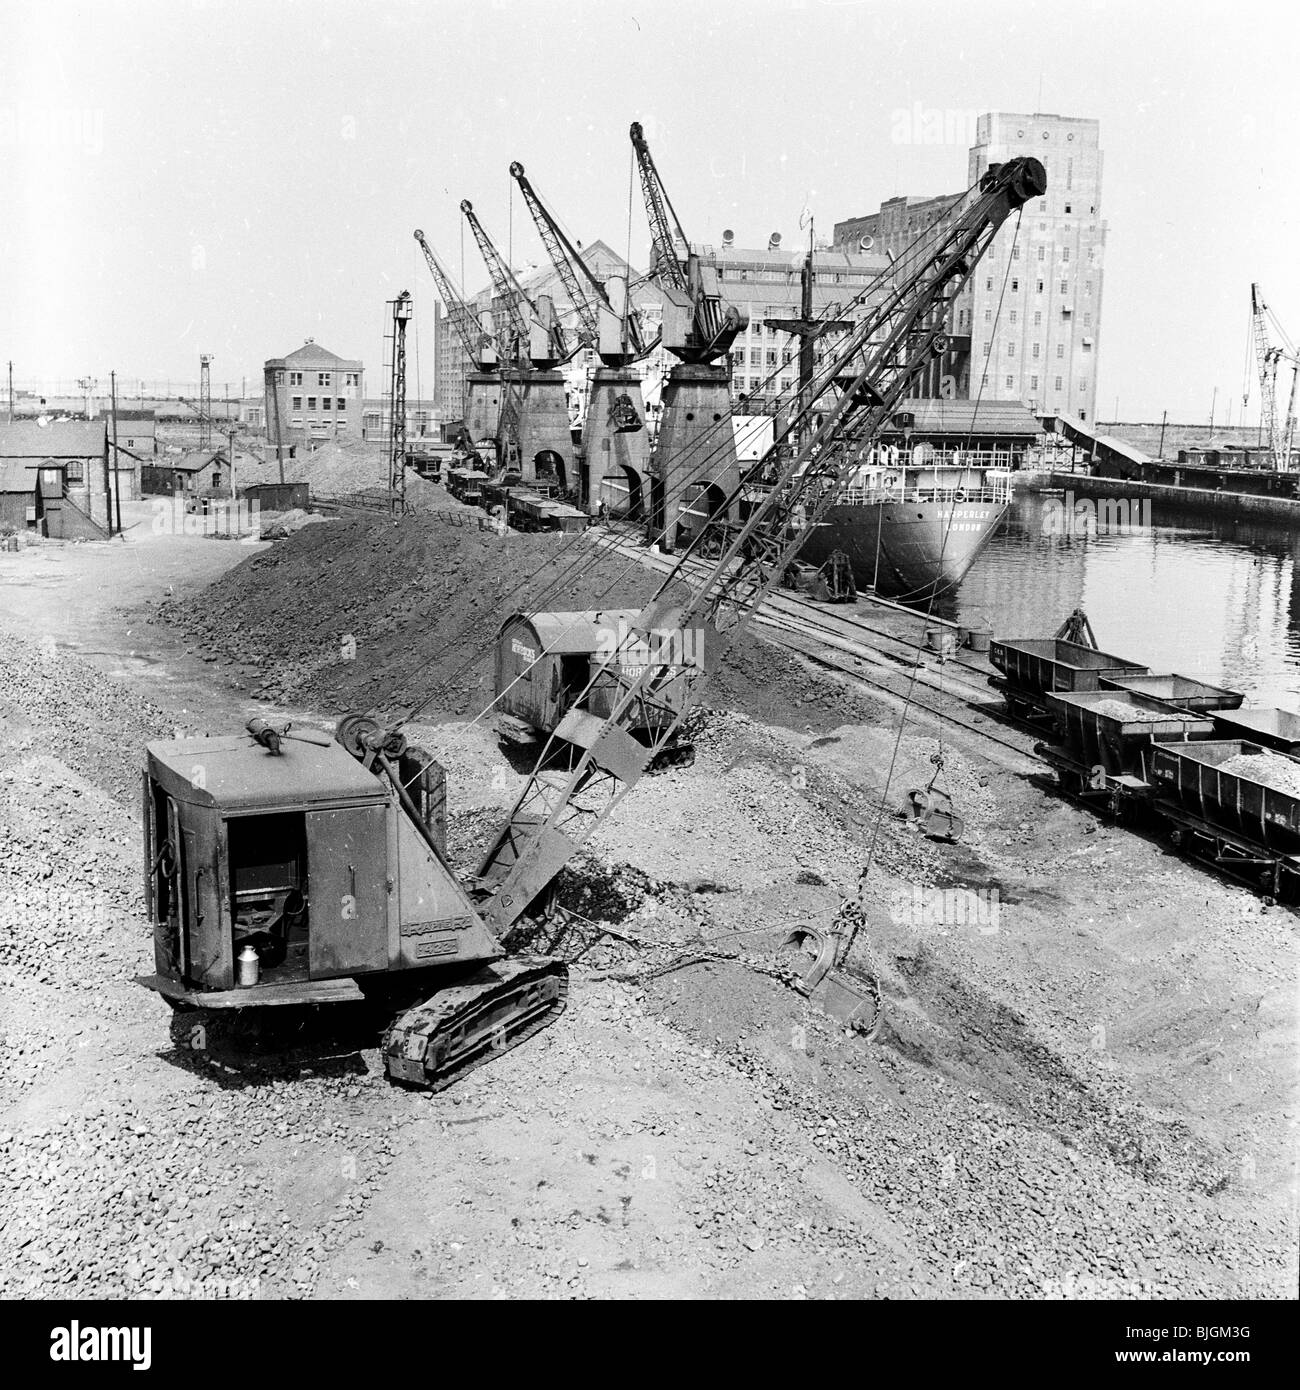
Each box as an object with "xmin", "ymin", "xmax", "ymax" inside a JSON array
[{"xmin": 2, "ymin": 0, "xmax": 1296, "ymax": 420}]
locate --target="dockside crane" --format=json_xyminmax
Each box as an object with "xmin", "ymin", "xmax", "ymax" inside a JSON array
[
  {"xmin": 510, "ymin": 159, "xmax": 652, "ymax": 518},
  {"xmin": 629, "ymin": 120, "xmax": 748, "ymax": 547},
  {"xmin": 1249, "ymin": 282, "xmax": 1298, "ymax": 472},
  {"xmin": 461, "ymin": 199, "xmax": 576, "ymax": 489},
  {"xmin": 414, "ymin": 228, "xmax": 503, "ymax": 457},
  {"xmin": 137, "ymin": 155, "xmax": 1046, "ymax": 1091}
]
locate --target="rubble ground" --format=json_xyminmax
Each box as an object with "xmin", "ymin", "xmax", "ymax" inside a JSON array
[{"xmin": 0, "ymin": 514, "xmax": 1294, "ymax": 1301}]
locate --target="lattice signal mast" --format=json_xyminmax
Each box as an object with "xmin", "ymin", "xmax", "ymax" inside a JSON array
[
  {"xmin": 387, "ymin": 291, "xmax": 413, "ymax": 511},
  {"xmin": 199, "ymin": 354, "xmax": 213, "ymax": 451}
]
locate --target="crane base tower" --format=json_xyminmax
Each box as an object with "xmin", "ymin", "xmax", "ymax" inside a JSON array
[
  {"xmin": 464, "ymin": 372, "xmax": 504, "ymax": 447},
  {"xmin": 498, "ymin": 369, "xmax": 576, "ymax": 490},
  {"xmin": 651, "ymin": 362, "xmax": 739, "ymax": 549},
  {"xmin": 584, "ymin": 368, "xmax": 652, "ymax": 520}
]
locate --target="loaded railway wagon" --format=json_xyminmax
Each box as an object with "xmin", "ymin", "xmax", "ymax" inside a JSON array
[
  {"xmin": 1146, "ymin": 739, "xmax": 1300, "ymax": 898},
  {"xmin": 1099, "ymin": 673, "xmax": 1244, "ymax": 715},
  {"xmin": 494, "ymin": 610, "xmax": 693, "ymax": 745},
  {"xmin": 1036, "ymin": 690, "xmax": 1216, "ymax": 806},
  {"xmin": 445, "ymin": 467, "xmax": 491, "ymax": 505},
  {"xmin": 989, "ymin": 637, "xmax": 1148, "ymax": 722},
  {"xmin": 508, "ymin": 492, "xmax": 589, "ymax": 534}
]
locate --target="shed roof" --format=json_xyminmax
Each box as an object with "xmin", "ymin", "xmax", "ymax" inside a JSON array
[
  {"xmin": 146, "ymin": 733, "xmax": 385, "ymax": 811},
  {"xmin": 0, "ymin": 420, "xmax": 108, "ymax": 459},
  {"xmin": 0, "ymin": 460, "xmax": 39, "ymax": 493},
  {"xmin": 502, "ymin": 609, "xmax": 641, "ymax": 656},
  {"xmin": 888, "ymin": 399, "xmax": 1043, "ymax": 437},
  {"xmin": 167, "ymin": 450, "xmax": 224, "ymax": 473}
]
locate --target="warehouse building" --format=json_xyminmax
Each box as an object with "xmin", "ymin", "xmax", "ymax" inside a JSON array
[{"xmin": 835, "ymin": 111, "xmax": 1107, "ymax": 424}]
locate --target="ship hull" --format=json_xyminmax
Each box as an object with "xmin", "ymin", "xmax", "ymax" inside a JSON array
[{"xmin": 796, "ymin": 498, "xmax": 1008, "ymax": 601}]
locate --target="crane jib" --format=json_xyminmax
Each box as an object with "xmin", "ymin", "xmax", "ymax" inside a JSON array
[{"xmin": 475, "ymin": 154, "xmax": 1047, "ymax": 933}]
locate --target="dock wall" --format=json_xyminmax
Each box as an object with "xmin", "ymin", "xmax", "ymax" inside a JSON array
[{"xmin": 1019, "ymin": 470, "xmax": 1300, "ymax": 523}]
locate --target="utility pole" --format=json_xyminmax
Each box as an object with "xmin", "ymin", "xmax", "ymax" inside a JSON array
[
  {"xmin": 1157, "ymin": 409, "xmax": 1168, "ymax": 461},
  {"xmin": 1209, "ymin": 386, "xmax": 1218, "ymax": 434},
  {"xmin": 110, "ymin": 370, "xmax": 122, "ymax": 536},
  {"xmin": 765, "ymin": 225, "xmax": 852, "ymax": 456},
  {"xmin": 6, "ymin": 360, "xmax": 12, "ymax": 422}
]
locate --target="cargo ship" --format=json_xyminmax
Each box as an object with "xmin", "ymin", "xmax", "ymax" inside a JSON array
[{"xmin": 791, "ymin": 457, "xmax": 1015, "ymax": 601}]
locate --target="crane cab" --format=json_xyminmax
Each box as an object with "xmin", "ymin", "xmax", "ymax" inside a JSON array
[
  {"xmin": 493, "ymin": 609, "xmax": 695, "ymax": 746},
  {"xmin": 138, "ymin": 729, "xmax": 500, "ymax": 1008}
]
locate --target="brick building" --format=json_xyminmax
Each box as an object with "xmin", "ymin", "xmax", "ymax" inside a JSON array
[{"xmin": 264, "ymin": 340, "xmax": 365, "ymax": 446}]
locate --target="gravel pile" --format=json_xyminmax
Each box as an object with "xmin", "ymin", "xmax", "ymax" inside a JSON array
[
  {"xmin": 0, "ymin": 1083, "xmax": 401, "ymax": 1298},
  {"xmin": 1218, "ymin": 751, "xmax": 1300, "ymax": 796},
  {"xmin": 1088, "ymin": 698, "xmax": 1174, "ymax": 723},
  {"xmin": 0, "ymin": 628, "xmax": 172, "ymax": 805},
  {"xmin": 656, "ymin": 965, "xmax": 1292, "ymax": 1299}
]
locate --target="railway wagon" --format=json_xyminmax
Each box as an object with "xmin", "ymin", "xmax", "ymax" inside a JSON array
[
  {"xmin": 505, "ymin": 493, "xmax": 587, "ymax": 534},
  {"xmin": 445, "ymin": 467, "xmax": 490, "ymax": 504},
  {"xmin": 494, "ymin": 610, "xmax": 692, "ymax": 744},
  {"xmin": 991, "ymin": 637, "xmax": 1148, "ymax": 695},
  {"xmin": 1100, "ymin": 673, "xmax": 1244, "ymax": 715},
  {"xmin": 1041, "ymin": 690, "xmax": 1215, "ymax": 792},
  {"xmin": 1208, "ymin": 706, "xmax": 1300, "ymax": 754},
  {"xmin": 1146, "ymin": 739, "xmax": 1300, "ymax": 896}
]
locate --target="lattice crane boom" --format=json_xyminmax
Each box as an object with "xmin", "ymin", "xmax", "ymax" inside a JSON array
[
  {"xmin": 460, "ymin": 199, "xmax": 552, "ymax": 368},
  {"xmin": 509, "ymin": 160, "xmax": 646, "ymax": 364},
  {"xmin": 629, "ymin": 121, "xmax": 690, "ymax": 295},
  {"xmin": 414, "ymin": 229, "xmax": 497, "ymax": 372},
  {"xmin": 474, "ymin": 155, "xmax": 1048, "ymax": 932},
  {"xmin": 628, "ymin": 121, "xmax": 745, "ymax": 363},
  {"xmin": 1251, "ymin": 282, "xmax": 1297, "ymax": 472}
]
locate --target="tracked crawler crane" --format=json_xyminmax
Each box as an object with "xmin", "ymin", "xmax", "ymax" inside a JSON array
[
  {"xmin": 137, "ymin": 154, "xmax": 1045, "ymax": 1090},
  {"xmin": 511, "ymin": 159, "xmax": 654, "ymax": 518}
]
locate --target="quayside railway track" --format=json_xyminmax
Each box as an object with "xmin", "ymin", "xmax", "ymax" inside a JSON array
[{"xmin": 601, "ymin": 530, "xmax": 1042, "ymax": 769}]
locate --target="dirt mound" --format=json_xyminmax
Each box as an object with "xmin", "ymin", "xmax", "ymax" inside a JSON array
[
  {"xmin": 154, "ymin": 514, "xmax": 884, "ymax": 729},
  {"xmin": 279, "ymin": 439, "xmax": 387, "ymax": 494}
]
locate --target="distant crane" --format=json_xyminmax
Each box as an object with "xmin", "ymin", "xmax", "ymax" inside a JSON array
[
  {"xmin": 414, "ymin": 228, "xmax": 502, "ymax": 452},
  {"xmin": 460, "ymin": 198, "xmax": 575, "ymax": 491},
  {"xmin": 629, "ymin": 120, "xmax": 748, "ymax": 547},
  {"xmin": 1249, "ymin": 284, "xmax": 1298, "ymax": 472},
  {"xmin": 510, "ymin": 159, "xmax": 652, "ymax": 518}
]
